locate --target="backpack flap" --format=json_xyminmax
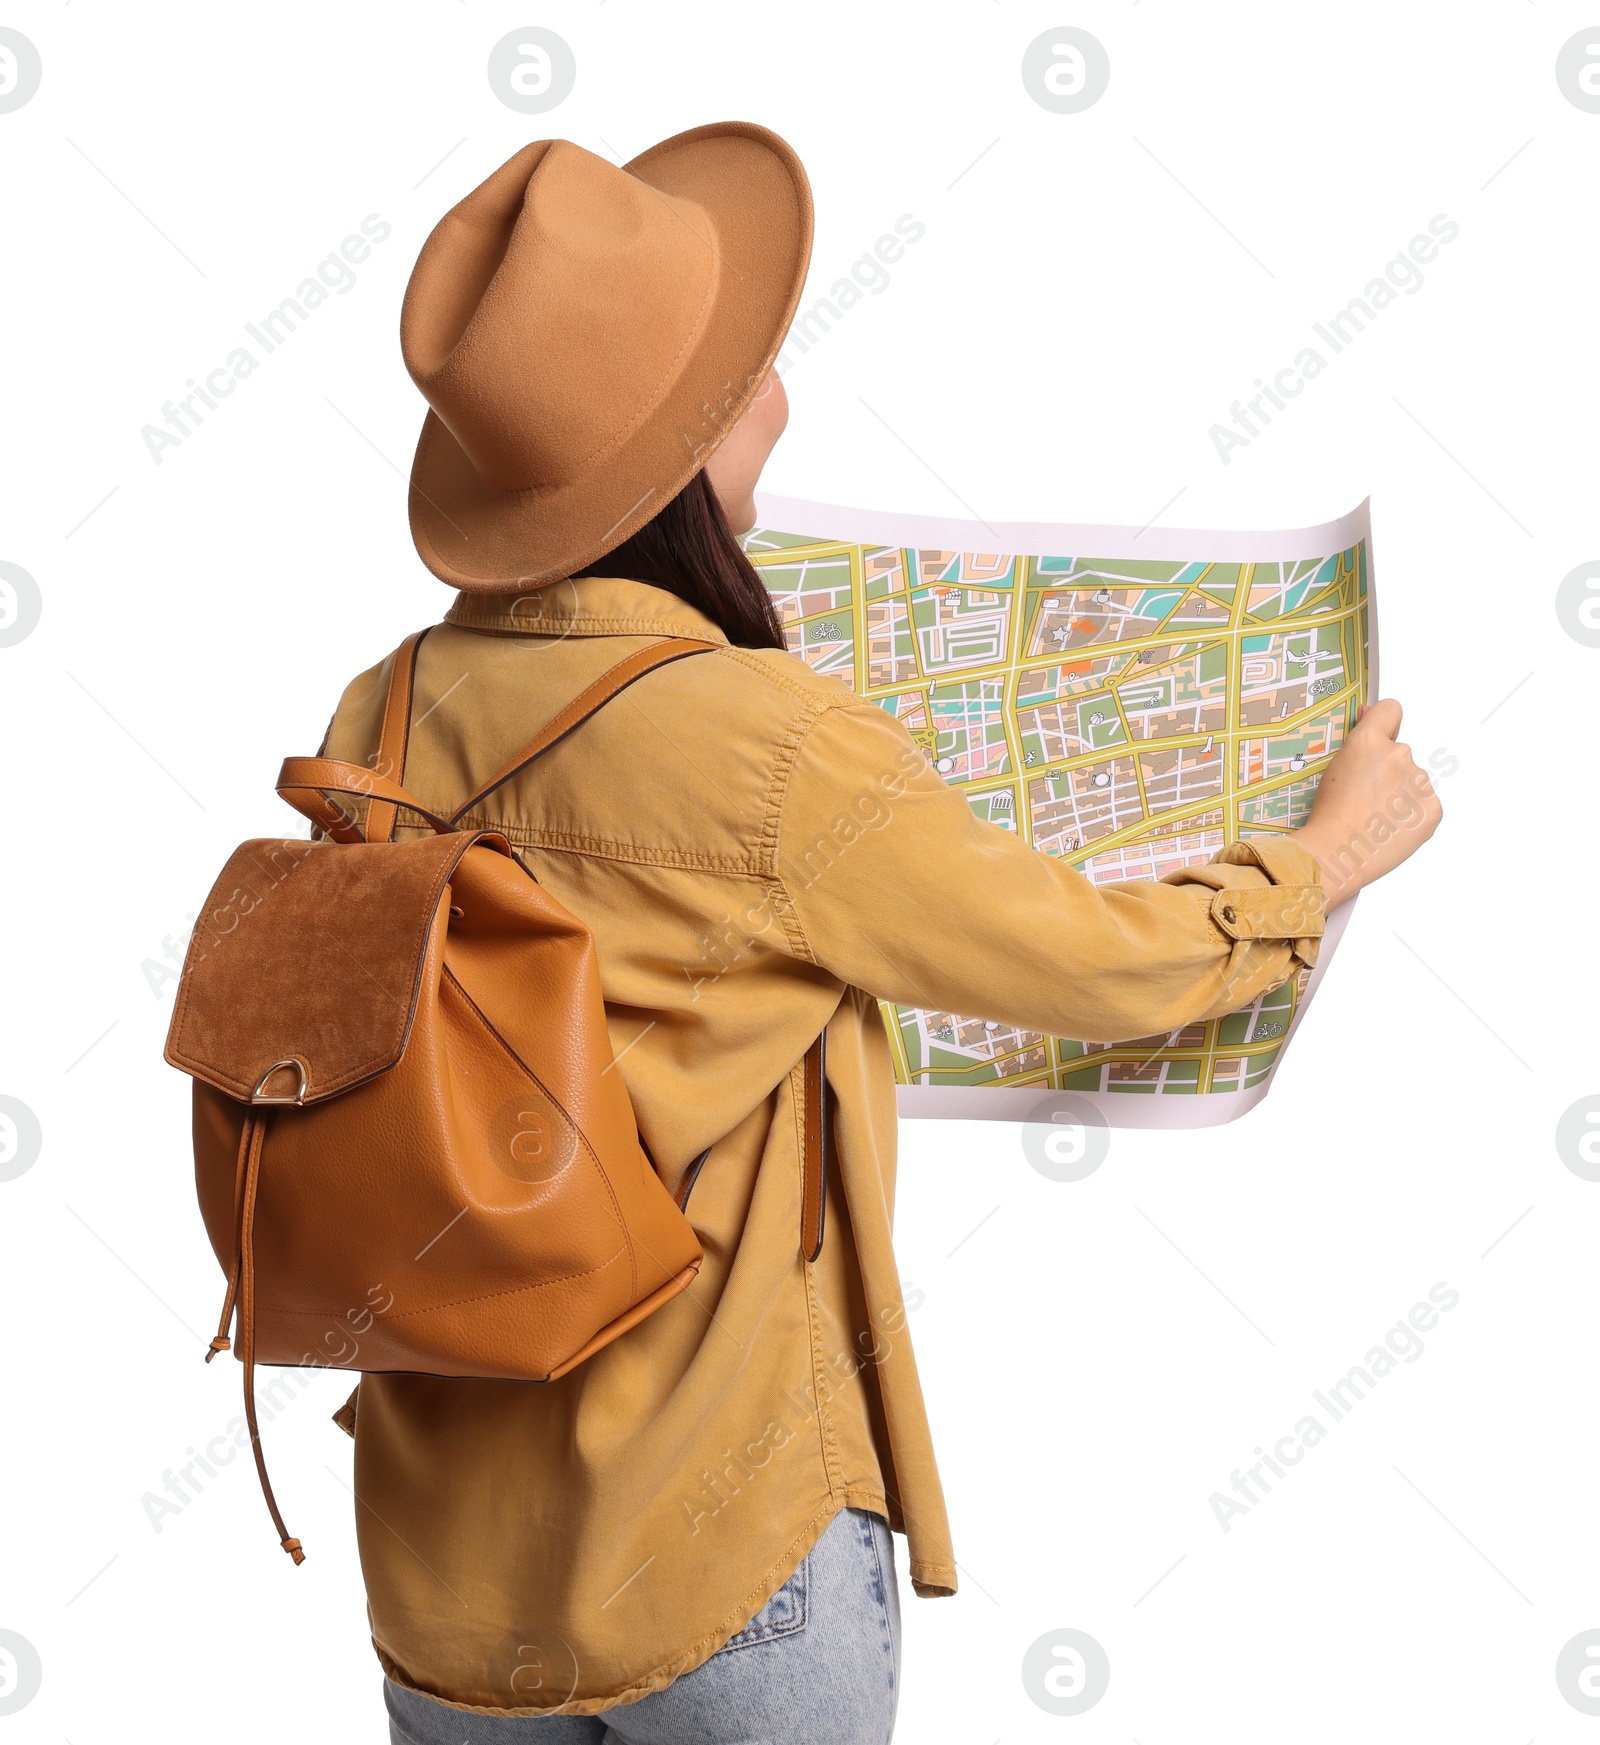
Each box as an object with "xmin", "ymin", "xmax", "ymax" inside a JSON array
[{"xmin": 164, "ymin": 831, "xmax": 503, "ymax": 1105}]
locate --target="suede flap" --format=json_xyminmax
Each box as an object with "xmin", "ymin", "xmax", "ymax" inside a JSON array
[{"xmin": 164, "ymin": 833, "xmax": 474, "ymax": 1105}]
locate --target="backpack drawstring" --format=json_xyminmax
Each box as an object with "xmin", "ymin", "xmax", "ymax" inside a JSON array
[
  {"xmin": 204, "ymin": 1110, "xmax": 305, "ymax": 1564},
  {"xmin": 204, "ymin": 1114, "xmax": 255, "ymax": 1362}
]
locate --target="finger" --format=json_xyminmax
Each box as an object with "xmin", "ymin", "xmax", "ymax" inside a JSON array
[{"xmin": 1356, "ymin": 697, "xmax": 1403, "ymax": 741}]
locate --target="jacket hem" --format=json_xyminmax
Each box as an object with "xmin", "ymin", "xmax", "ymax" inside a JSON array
[{"xmin": 373, "ymin": 1489, "xmax": 894, "ymax": 1719}]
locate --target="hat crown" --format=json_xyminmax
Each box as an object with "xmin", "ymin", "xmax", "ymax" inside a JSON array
[
  {"xmin": 402, "ymin": 141, "xmax": 720, "ymax": 492},
  {"xmin": 399, "ymin": 123, "xmax": 813, "ymax": 593}
]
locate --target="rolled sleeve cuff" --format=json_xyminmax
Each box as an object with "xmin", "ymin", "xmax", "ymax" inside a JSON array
[{"xmin": 1165, "ymin": 838, "xmax": 1327, "ymax": 971}]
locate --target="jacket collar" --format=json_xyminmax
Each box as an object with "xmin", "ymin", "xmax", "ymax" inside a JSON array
[{"xmin": 444, "ymin": 575, "xmax": 730, "ymax": 644}]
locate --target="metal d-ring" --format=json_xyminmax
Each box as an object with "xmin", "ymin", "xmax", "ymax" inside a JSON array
[{"xmin": 250, "ymin": 1057, "xmax": 309, "ymax": 1106}]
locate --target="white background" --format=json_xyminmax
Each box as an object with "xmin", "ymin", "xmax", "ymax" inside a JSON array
[{"xmin": 2, "ymin": 2, "xmax": 1597, "ymax": 1739}]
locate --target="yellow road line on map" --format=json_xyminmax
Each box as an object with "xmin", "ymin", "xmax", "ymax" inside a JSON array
[
  {"xmin": 1049, "ymin": 715, "xmax": 1356, "ymax": 863},
  {"xmin": 907, "ymin": 1035, "xmax": 1291, "ymax": 1086},
  {"xmin": 996, "ymin": 555, "xmax": 1028, "ymax": 798},
  {"xmin": 844, "ymin": 601, "xmax": 1362, "ymax": 706},
  {"xmin": 1034, "ymin": 672, "xmax": 1360, "ymax": 799},
  {"xmin": 1230, "ymin": 564, "xmax": 1255, "ymax": 632},
  {"xmin": 878, "ymin": 1000, "xmax": 916, "ymax": 1083},
  {"xmin": 1110, "ymin": 686, "xmax": 1149, "ymax": 816},
  {"xmin": 851, "ymin": 542, "xmax": 866, "ymax": 694}
]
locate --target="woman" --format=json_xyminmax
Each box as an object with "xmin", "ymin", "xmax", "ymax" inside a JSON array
[{"xmin": 324, "ymin": 123, "xmax": 1440, "ymax": 1742}]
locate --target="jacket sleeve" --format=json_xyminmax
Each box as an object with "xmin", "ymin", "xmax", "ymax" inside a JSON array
[{"xmin": 774, "ymin": 698, "xmax": 1326, "ymax": 1044}]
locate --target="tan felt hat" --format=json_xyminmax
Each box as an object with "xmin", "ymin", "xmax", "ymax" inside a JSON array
[{"xmin": 399, "ymin": 122, "xmax": 814, "ymax": 593}]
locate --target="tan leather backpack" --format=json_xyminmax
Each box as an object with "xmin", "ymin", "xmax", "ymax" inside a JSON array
[{"xmin": 163, "ymin": 631, "xmax": 832, "ymax": 1564}]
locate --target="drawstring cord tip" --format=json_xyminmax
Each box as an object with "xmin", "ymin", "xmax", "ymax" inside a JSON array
[{"xmin": 220, "ymin": 1112, "xmax": 305, "ymax": 1568}]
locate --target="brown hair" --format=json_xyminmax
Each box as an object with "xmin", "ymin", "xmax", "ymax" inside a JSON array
[{"xmin": 572, "ymin": 469, "xmax": 788, "ymax": 651}]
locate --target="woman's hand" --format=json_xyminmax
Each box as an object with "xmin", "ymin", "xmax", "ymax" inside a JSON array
[{"xmin": 1290, "ymin": 699, "xmax": 1443, "ymax": 909}]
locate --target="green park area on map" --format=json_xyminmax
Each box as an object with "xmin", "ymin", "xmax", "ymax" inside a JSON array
[{"xmin": 746, "ymin": 523, "xmax": 1370, "ymax": 1103}]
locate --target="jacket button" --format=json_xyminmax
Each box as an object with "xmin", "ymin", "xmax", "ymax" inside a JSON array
[{"xmin": 1221, "ymin": 904, "xmax": 1236, "ymax": 924}]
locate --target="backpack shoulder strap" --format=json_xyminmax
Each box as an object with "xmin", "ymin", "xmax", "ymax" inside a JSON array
[
  {"xmin": 801, "ymin": 1032, "xmax": 828, "ymax": 1262},
  {"xmin": 363, "ymin": 628, "xmax": 430, "ymax": 845}
]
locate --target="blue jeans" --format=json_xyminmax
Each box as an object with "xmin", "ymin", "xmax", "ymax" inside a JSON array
[{"xmin": 385, "ymin": 1507, "xmax": 901, "ymax": 1744}]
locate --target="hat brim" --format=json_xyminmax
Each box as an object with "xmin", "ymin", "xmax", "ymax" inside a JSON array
[{"xmin": 407, "ymin": 121, "xmax": 813, "ymax": 594}]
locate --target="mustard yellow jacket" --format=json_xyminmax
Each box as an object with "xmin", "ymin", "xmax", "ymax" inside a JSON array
[{"xmin": 322, "ymin": 574, "xmax": 1325, "ymax": 1717}]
